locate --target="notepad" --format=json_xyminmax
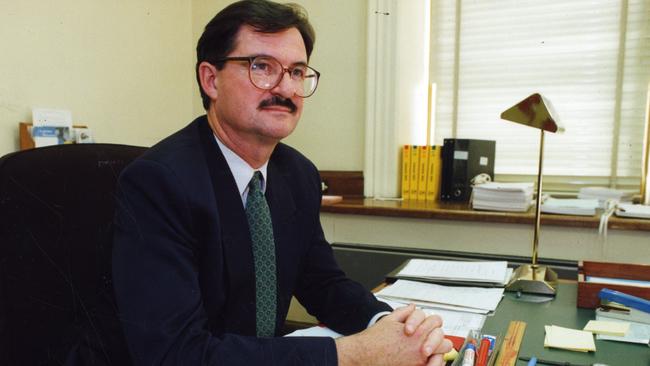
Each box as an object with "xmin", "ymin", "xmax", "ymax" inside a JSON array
[
  {"xmin": 583, "ymin": 320, "xmax": 630, "ymax": 336},
  {"xmin": 544, "ymin": 325, "xmax": 596, "ymax": 352}
]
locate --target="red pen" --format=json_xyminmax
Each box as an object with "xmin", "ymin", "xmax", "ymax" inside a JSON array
[{"xmin": 475, "ymin": 337, "xmax": 491, "ymax": 366}]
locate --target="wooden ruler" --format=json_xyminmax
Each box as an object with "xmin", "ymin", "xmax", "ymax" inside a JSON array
[{"xmin": 494, "ymin": 320, "xmax": 527, "ymax": 366}]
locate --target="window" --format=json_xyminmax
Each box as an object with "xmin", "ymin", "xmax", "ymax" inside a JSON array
[
  {"xmin": 365, "ymin": 0, "xmax": 650, "ymax": 198},
  {"xmin": 431, "ymin": 0, "xmax": 650, "ymax": 192}
]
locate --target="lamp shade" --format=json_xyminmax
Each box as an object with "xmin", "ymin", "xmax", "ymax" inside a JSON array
[{"xmin": 501, "ymin": 93, "xmax": 564, "ymax": 133}]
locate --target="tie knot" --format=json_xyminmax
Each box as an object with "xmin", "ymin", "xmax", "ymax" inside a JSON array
[{"xmin": 249, "ymin": 171, "xmax": 263, "ymax": 193}]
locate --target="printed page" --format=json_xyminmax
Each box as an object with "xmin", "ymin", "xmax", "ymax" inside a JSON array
[
  {"xmin": 376, "ymin": 280, "xmax": 504, "ymax": 312},
  {"xmin": 397, "ymin": 259, "xmax": 508, "ymax": 284}
]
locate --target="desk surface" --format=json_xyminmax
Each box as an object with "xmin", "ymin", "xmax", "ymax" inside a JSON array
[{"xmin": 484, "ymin": 282, "xmax": 649, "ymax": 365}]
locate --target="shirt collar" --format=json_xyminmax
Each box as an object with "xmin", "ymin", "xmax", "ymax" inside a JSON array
[{"xmin": 214, "ymin": 135, "xmax": 268, "ymax": 202}]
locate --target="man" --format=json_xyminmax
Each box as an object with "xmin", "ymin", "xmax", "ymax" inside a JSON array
[{"xmin": 112, "ymin": 1, "xmax": 452, "ymax": 365}]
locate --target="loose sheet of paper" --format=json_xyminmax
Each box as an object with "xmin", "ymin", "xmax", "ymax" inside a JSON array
[
  {"xmin": 544, "ymin": 325, "xmax": 596, "ymax": 352},
  {"xmin": 397, "ymin": 259, "xmax": 509, "ymax": 284},
  {"xmin": 583, "ymin": 320, "xmax": 629, "ymax": 336},
  {"xmin": 375, "ymin": 279, "xmax": 504, "ymax": 312}
]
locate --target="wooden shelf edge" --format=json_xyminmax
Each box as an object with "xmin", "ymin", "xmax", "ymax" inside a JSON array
[{"xmin": 320, "ymin": 198, "xmax": 650, "ymax": 232}]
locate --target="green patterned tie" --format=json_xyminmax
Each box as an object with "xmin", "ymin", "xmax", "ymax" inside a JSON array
[{"xmin": 245, "ymin": 171, "xmax": 277, "ymax": 337}]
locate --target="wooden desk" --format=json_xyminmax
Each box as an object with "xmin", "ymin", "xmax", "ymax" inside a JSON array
[{"xmin": 484, "ymin": 282, "xmax": 649, "ymax": 365}]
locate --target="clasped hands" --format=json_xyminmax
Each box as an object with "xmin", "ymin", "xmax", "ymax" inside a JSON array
[{"xmin": 336, "ymin": 304, "xmax": 453, "ymax": 366}]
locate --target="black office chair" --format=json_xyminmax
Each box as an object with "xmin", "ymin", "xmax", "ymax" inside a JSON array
[{"xmin": 0, "ymin": 143, "xmax": 147, "ymax": 365}]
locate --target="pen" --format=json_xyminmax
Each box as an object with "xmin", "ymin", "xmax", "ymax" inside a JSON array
[
  {"xmin": 518, "ymin": 356, "xmax": 608, "ymax": 366},
  {"xmin": 527, "ymin": 356, "xmax": 537, "ymax": 366},
  {"xmin": 475, "ymin": 337, "xmax": 491, "ymax": 366}
]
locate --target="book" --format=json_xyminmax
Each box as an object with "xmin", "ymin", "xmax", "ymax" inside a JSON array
[
  {"xmin": 401, "ymin": 145, "xmax": 411, "ymax": 200},
  {"xmin": 425, "ymin": 145, "xmax": 442, "ymax": 202},
  {"xmin": 410, "ymin": 145, "xmax": 420, "ymax": 200},
  {"xmin": 417, "ymin": 145, "xmax": 429, "ymax": 201}
]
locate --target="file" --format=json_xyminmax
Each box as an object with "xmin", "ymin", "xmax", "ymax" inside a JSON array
[
  {"xmin": 410, "ymin": 145, "xmax": 420, "ymax": 200},
  {"xmin": 417, "ymin": 145, "xmax": 429, "ymax": 201},
  {"xmin": 401, "ymin": 145, "xmax": 411, "ymax": 200},
  {"xmin": 425, "ymin": 145, "xmax": 442, "ymax": 202}
]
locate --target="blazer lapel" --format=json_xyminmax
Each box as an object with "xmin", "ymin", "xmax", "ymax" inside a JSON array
[
  {"xmin": 265, "ymin": 160, "xmax": 297, "ymax": 318},
  {"xmin": 196, "ymin": 117, "xmax": 256, "ymax": 335}
]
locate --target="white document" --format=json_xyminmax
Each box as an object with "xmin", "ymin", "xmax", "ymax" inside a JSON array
[
  {"xmin": 375, "ymin": 280, "xmax": 504, "ymax": 312},
  {"xmin": 377, "ymin": 296, "xmax": 486, "ymax": 337},
  {"xmin": 284, "ymin": 298, "xmax": 486, "ymax": 339},
  {"xmin": 397, "ymin": 259, "xmax": 509, "ymax": 284},
  {"xmin": 284, "ymin": 325, "xmax": 343, "ymax": 338},
  {"xmin": 541, "ymin": 198, "xmax": 599, "ymax": 216},
  {"xmin": 616, "ymin": 203, "xmax": 650, "ymax": 219},
  {"xmin": 586, "ymin": 275, "xmax": 650, "ymax": 288}
]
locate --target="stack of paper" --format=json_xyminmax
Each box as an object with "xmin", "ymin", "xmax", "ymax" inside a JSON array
[
  {"xmin": 375, "ymin": 279, "xmax": 504, "ymax": 314},
  {"xmin": 391, "ymin": 258, "xmax": 512, "ymax": 287},
  {"xmin": 579, "ymin": 187, "xmax": 634, "ymax": 208},
  {"xmin": 543, "ymin": 325, "xmax": 596, "ymax": 352},
  {"xmin": 471, "ymin": 182, "xmax": 534, "ymax": 212},
  {"xmin": 615, "ymin": 203, "xmax": 650, "ymax": 219},
  {"xmin": 541, "ymin": 197, "xmax": 600, "ymax": 216}
]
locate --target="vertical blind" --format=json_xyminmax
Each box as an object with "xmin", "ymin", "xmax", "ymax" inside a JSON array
[{"xmin": 431, "ymin": 0, "xmax": 650, "ymax": 189}]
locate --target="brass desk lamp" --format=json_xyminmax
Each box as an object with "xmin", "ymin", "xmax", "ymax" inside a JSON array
[{"xmin": 501, "ymin": 93, "xmax": 564, "ymax": 296}]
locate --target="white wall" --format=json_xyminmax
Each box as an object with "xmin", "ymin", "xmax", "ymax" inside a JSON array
[{"xmin": 0, "ymin": 0, "xmax": 195, "ymax": 156}]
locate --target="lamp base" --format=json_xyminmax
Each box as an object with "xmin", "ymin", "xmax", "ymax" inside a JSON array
[{"xmin": 505, "ymin": 264, "xmax": 558, "ymax": 296}]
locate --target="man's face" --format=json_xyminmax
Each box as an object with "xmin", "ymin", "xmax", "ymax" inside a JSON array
[{"xmin": 211, "ymin": 25, "xmax": 307, "ymax": 144}]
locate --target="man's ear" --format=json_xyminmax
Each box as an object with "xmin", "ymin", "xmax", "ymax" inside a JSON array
[{"xmin": 198, "ymin": 61, "xmax": 219, "ymax": 100}]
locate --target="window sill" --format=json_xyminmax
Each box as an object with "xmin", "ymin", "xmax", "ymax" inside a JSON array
[{"xmin": 320, "ymin": 198, "xmax": 650, "ymax": 232}]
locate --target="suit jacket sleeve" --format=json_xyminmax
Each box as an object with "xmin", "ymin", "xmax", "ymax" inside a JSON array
[
  {"xmin": 112, "ymin": 158, "xmax": 338, "ymax": 366},
  {"xmin": 288, "ymin": 161, "xmax": 392, "ymax": 335}
]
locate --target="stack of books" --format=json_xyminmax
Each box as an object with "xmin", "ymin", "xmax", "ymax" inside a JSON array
[
  {"xmin": 401, "ymin": 145, "xmax": 442, "ymax": 202},
  {"xmin": 471, "ymin": 182, "xmax": 534, "ymax": 212}
]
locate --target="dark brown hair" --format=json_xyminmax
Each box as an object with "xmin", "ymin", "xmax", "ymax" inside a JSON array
[{"xmin": 196, "ymin": 0, "xmax": 315, "ymax": 110}]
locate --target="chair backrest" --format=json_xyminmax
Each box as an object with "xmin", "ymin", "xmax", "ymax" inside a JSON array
[{"xmin": 0, "ymin": 143, "xmax": 147, "ymax": 365}]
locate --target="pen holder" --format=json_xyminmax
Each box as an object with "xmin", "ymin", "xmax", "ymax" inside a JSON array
[{"xmin": 451, "ymin": 329, "xmax": 498, "ymax": 366}]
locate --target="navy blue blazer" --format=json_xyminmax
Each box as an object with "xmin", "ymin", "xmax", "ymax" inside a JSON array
[{"xmin": 112, "ymin": 116, "xmax": 391, "ymax": 365}]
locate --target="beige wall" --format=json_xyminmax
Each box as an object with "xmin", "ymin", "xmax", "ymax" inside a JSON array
[
  {"xmin": 0, "ymin": 0, "xmax": 195, "ymax": 156},
  {"xmin": 0, "ymin": 1, "xmax": 368, "ymax": 168}
]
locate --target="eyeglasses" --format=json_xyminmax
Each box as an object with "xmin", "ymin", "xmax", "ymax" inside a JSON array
[{"xmin": 216, "ymin": 55, "xmax": 320, "ymax": 98}]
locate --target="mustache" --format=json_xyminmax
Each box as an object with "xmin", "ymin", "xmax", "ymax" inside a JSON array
[{"xmin": 258, "ymin": 96, "xmax": 297, "ymax": 113}]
